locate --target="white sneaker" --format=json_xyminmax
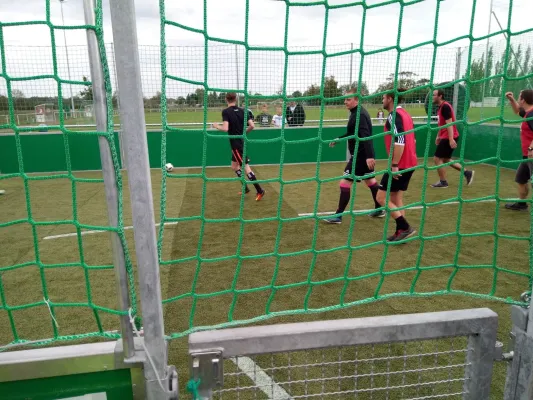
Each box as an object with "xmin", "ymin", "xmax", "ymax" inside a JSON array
[{"xmin": 0, "ymin": 190, "xmax": 5, "ymax": 195}]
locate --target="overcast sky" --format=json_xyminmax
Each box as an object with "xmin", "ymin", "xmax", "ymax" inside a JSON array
[{"xmin": 0, "ymin": 0, "xmax": 532, "ymax": 100}]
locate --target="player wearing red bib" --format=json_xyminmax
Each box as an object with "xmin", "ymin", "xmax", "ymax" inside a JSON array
[
  {"xmin": 430, "ymin": 89, "xmax": 474, "ymax": 188},
  {"xmin": 504, "ymin": 90, "xmax": 533, "ymax": 211},
  {"xmin": 376, "ymin": 89, "xmax": 418, "ymax": 242}
]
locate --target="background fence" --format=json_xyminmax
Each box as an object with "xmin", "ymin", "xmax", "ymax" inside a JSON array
[{"xmin": 1, "ymin": 31, "xmax": 533, "ymax": 130}]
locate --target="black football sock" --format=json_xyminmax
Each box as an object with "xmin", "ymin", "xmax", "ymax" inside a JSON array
[
  {"xmin": 235, "ymin": 169, "xmax": 242, "ymax": 178},
  {"xmin": 369, "ymin": 183, "xmax": 380, "ymax": 209},
  {"xmin": 336, "ymin": 186, "xmax": 351, "ymax": 216},
  {"xmin": 247, "ymin": 171, "xmax": 263, "ymax": 193},
  {"xmin": 395, "ymin": 216, "xmax": 410, "ymax": 231}
]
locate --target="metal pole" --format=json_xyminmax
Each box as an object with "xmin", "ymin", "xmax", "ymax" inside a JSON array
[
  {"xmin": 83, "ymin": 0, "xmax": 135, "ymax": 359},
  {"xmin": 235, "ymin": 44, "xmax": 240, "ymax": 107},
  {"xmin": 349, "ymin": 42, "xmax": 353, "ymax": 87},
  {"xmin": 481, "ymin": 0, "xmax": 493, "ymax": 108},
  {"xmin": 59, "ymin": 0, "xmax": 76, "ymax": 115},
  {"xmin": 492, "ymin": 11, "xmax": 533, "ymax": 89},
  {"xmin": 109, "ymin": 42, "xmax": 126, "ymax": 169},
  {"xmin": 452, "ymin": 47, "xmax": 461, "ymax": 115},
  {"xmin": 108, "ymin": 0, "xmax": 169, "ymax": 399}
]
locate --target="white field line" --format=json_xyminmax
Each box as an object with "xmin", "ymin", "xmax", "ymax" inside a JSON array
[
  {"xmin": 298, "ymin": 199, "xmax": 497, "ymax": 217},
  {"xmin": 43, "ymin": 221, "xmax": 178, "ymax": 240},
  {"xmin": 231, "ymin": 356, "xmax": 291, "ymax": 400}
]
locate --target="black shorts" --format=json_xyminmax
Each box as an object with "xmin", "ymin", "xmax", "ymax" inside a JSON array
[
  {"xmin": 515, "ymin": 160, "xmax": 533, "ymax": 184},
  {"xmin": 343, "ymin": 156, "xmax": 374, "ymax": 182},
  {"xmin": 379, "ymin": 170, "xmax": 414, "ymax": 193},
  {"xmin": 434, "ymin": 138, "xmax": 458, "ymax": 159},
  {"xmin": 231, "ymin": 146, "xmax": 250, "ymax": 166}
]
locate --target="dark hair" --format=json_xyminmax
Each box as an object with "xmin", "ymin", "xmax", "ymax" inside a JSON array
[
  {"xmin": 385, "ymin": 88, "xmax": 407, "ymax": 104},
  {"xmin": 225, "ymin": 92, "xmax": 237, "ymax": 102},
  {"xmin": 520, "ymin": 89, "xmax": 533, "ymax": 105},
  {"xmin": 436, "ymin": 89, "xmax": 445, "ymax": 99}
]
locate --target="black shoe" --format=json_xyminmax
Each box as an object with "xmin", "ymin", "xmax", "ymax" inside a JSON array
[
  {"xmin": 387, "ymin": 227, "xmax": 417, "ymax": 242},
  {"xmin": 431, "ymin": 181, "xmax": 448, "ymax": 188},
  {"xmin": 464, "ymin": 170, "xmax": 475, "ymax": 186},
  {"xmin": 505, "ymin": 202, "xmax": 528, "ymax": 211}
]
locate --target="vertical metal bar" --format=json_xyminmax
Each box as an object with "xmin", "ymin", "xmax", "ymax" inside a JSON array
[
  {"xmin": 480, "ymin": 0, "xmax": 493, "ymax": 109},
  {"xmin": 462, "ymin": 320, "xmax": 497, "ymax": 399},
  {"xmin": 83, "ymin": 0, "xmax": 135, "ymax": 359},
  {"xmin": 59, "ymin": 0, "xmax": 76, "ymax": 114},
  {"xmin": 235, "ymin": 44, "xmax": 240, "ymax": 107},
  {"xmin": 349, "ymin": 42, "xmax": 353, "ymax": 86},
  {"xmin": 452, "ymin": 47, "xmax": 461, "ymax": 115},
  {"xmin": 109, "ymin": 42, "xmax": 125, "ymax": 169},
  {"xmin": 108, "ymin": 1, "xmax": 169, "ymax": 399}
]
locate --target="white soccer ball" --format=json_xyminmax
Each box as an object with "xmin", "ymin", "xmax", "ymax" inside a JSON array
[{"xmin": 164, "ymin": 163, "xmax": 174, "ymax": 172}]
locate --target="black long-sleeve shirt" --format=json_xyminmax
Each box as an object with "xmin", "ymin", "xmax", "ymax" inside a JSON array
[{"xmin": 337, "ymin": 105, "xmax": 375, "ymax": 159}]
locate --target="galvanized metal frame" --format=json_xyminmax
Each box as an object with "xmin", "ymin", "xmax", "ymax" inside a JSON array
[
  {"xmin": 189, "ymin": 308, "xmax": 498, "ymax": 400},
  {"xmin": 0, "ymin": 340, "xmax": 145, "ymax": 399},
  {"xmin": 83, "ymin": 0, "xmax": 135, "ymax": 360},
  {"xmin": 108, "ymin": 0, "xmax": 172, "ymax": 398}
]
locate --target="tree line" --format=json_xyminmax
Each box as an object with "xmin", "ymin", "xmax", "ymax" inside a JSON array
[
  {"xmin": 3, "ymin": 43, "xmax": 531, "ymax": 114},
  {"xmin": 467, "ymin": 43, "xmax": 533, "ymax": 102}
]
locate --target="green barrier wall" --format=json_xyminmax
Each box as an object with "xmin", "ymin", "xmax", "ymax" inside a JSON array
[
  {"xmin": 463, "ymin": 124, "xmax": 523, "ymax": 167},
  {"xmin": 1, "ymin": 123, "xmax": 515, "ymax": 175}
]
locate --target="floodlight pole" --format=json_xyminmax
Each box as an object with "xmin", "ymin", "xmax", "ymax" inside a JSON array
[
  {"xmin": 480, "ymin": 0, "xmax": 494, "ymax": 108},
  {"xmin": 83, "ymin": 0, "xmax": 135, "ymax": 359},
  {"xmin": 452, "ymin": 47, "xmax": 462, "ymax": 115},
  {"xmin": 59, "ymin": 0, "xmax": 76, "ymax": 115},
  {"xmin": 235, "ymin": 44, "xmax": 240, "ymax": 107}
]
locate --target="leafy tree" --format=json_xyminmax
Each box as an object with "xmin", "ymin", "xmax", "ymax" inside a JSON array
[
  {"xmin": 303, "ymin": 84, "xmax": 321, "ymax": 105},
  {"xmin": 79, "ymin": 76, "xmax": 93, "ymax": 101}
]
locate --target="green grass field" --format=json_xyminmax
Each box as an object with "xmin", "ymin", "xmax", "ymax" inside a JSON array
[{"xmin": 0, "ymin": 159, "xmax": 529, "ymax": 398}]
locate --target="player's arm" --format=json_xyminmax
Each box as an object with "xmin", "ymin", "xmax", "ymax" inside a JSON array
[
  {"xmin": 390, "ymin": 114, "xmax": 405, "ymax": 178},
  {"xmin": 330, "ymin": 119, "xmax": 353, "ymax": 147},
  {"xmin": 505, "ymin": 92, "xmax": 521, "ymax": 115},
  {"xmin": 359, "ymin": 115, "xmax": 376, "ymax": 168},
  {"xmin": 212, "ymin": 110, "xmax": 229, "ymax": 132},
  {"xmin": 247, "ymin": 118, "xmax": 255, "ymax": 133}
]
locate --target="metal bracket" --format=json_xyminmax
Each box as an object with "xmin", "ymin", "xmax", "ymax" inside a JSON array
[
  {"xmin": 189, "ymin": 350, "xmax": 224, "ymax": 396},
  {"xmin": 493, "ymin": 340, "xmax": 514, "ymax": 362}
]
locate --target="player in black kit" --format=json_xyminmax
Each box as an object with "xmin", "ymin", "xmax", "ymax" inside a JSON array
[
  {"xmin": 212, "ymin": 92, "xmax": 265, "ymax": 201},
  {"xmin": 324, "ymin": 89, "xmax": 382, "ymax": 224}
]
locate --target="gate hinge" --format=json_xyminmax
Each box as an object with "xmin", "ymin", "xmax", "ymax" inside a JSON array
[{"xmin": 189, "ymin": 350, "xmax": 224, "ymax": 396}]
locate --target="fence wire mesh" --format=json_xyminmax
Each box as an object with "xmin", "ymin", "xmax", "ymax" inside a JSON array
[
  {"xmin": 213, "ymin": 337, "xmax": 470, "ymax": 400},
  {"xmin": 2, "ymin": 32, "xmax": 533, "ymax": 130}
]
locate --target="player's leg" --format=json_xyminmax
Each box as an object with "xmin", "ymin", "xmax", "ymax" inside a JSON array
[
  {"xmin": 506, "ymin": 161, "xmax": 531, "ymax": 211},
  {"xmin": 432, "ymin": 140, "xmax": 450, "ymax": 188},
  {"xmin": 390, "ymin": 191, "xmax": 405, "ymax": 216},
  {"xmin": 243, "ymin": 161, "xmax": 265, "ymax": 200},
  {"xmin": 325, "ymin": 158, "xmax": 355, "ymax": 224},
  {"xmin": 376, "ymin": 171, "xmax": 416, "ymax": 242},
  {"xmin": 355, "ymin": 156, "xmax": 384, "ymax": 218},
  {"xmin": 432, "ymin": 139, "xmax": 474, "ymax": 187},
  {"xmin": 231, "ymin": 149, "xmax": 250, "ymax": 194}
]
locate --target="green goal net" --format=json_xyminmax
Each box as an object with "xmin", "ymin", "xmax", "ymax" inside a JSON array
[
  {"xmin": 157, "ymin": 0, "xmax": 533, "ymax": 341},
  {"xmin": 0, "ymin": 0, "xmax": 137, "ymax": 350},
  {"xmin": 1, "ymin": 0, "xmax": 533, "ymax": 353}
]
